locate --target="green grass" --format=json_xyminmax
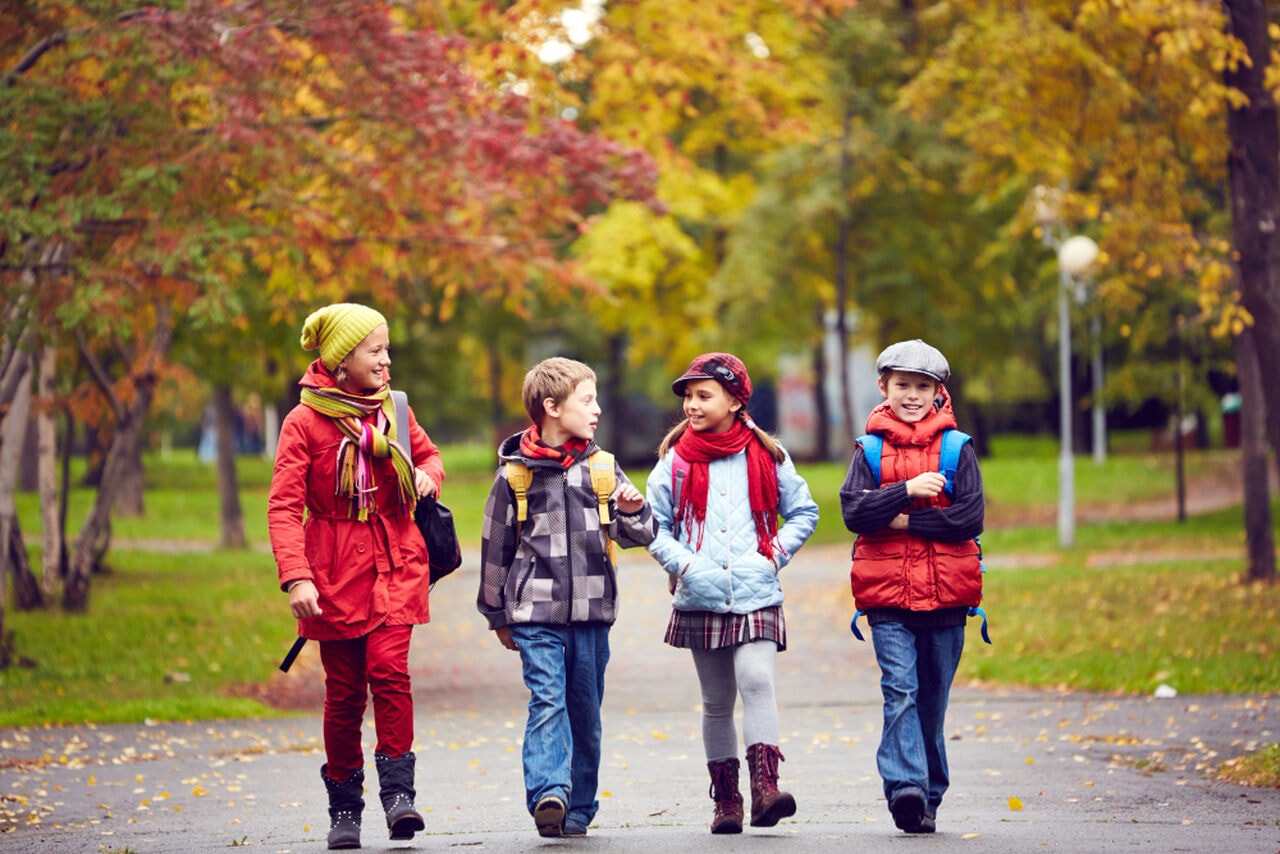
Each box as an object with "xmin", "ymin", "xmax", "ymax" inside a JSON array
[
  {"xmin": 962, "ymin": 557, "xmax": 1280, "ymax": 694},
  {"xmin": 3, "ymin": 437, "xmax": 1277, "ymax": 731},
  {"xmin": 0, "ymin": 549, "xmax": 287, "ymax": 726}
]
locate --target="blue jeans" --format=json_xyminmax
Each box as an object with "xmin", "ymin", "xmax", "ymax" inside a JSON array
[
  {"xmin": 870, "ymin": 621, "xmax": 965, "ymax": 813},
  {"xmin": 511, "ymin": 624, "xmax": 610, "ymax": 828}
]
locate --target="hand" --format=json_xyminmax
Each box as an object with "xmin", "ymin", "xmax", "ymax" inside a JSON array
[
  {"xmin": 495, "ymin": 626, "xmax": 519, "ymax": 651},
  {"xmin": 905, "ymin": 471, "xmax": 946, "ymax": 499},
  {"xmin": 614, "ymin": 483, "xmax": 645, "ymax": 514},
  {"xmin": 289, "ymin": 580, "xmax": 322, "ymax": 618},
  {"xmin": 888, "ymin": 513, "xmax": 910, "ymax": 530},
  {"xmin": 415, "ymin": 468, "xmax": 438, "ymax": 499}
]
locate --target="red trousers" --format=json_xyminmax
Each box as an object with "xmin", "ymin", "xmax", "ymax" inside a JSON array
[{"xmin": 319, "ymin": 624, "xmax": 414, "ymax": 779}]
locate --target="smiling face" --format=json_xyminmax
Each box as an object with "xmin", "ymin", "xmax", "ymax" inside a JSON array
[
  {"xmin": 682, "ymin": 378, "xmax": 741, "ymax": 434},
  {"xmin": 878, "ymin": 370, "xmax": 940, "ymax": 424},
  {"xmin": 336, "ymin": 324, "xmax": 391, "ymax": 394}
]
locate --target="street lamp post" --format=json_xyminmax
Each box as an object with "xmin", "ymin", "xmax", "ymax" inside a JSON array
[{"xmin": 1056, "ymin": 234, "xmax": 1100, "ymax": 548}]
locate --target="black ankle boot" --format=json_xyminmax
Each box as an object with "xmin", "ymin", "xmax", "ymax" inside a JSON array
[
  {"xmin": 320, "ymin": 764, "xmax": 364, "ymax": 850},
  {"xmin": 375, "ymin": 751, "xmax": 425, "ymax": 840}
]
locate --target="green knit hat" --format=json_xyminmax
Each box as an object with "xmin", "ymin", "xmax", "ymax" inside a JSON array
[{"xmin": 300, "ymin": 303, "xmax": 387, "ymax": 370}]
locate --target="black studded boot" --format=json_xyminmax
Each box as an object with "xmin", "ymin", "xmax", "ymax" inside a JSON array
[
  {"xmin": 375, "ymin": 751, "xmax": 426, "ymax": 840},
  {"xmin": 321, "ymin": 764, "xmax": 364, "ymax": 850}
]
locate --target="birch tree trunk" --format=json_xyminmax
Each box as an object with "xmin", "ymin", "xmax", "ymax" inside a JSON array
[{"xmin": 36, "ymin": 344, "xmax": 63, "ymax": 599}]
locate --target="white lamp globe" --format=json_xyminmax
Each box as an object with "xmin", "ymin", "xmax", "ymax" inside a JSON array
[{"xmin": 1059, "ymin": 235, "xmax": 1099, "ymax": 277}]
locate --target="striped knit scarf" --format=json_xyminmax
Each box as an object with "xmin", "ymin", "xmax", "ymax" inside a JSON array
[
  {"xmin": 300, "ymin": 385, "xmax": 415, "ymax": 521},
  {"xmin": 518, "ymin": 425, "xmax": 590, "ymax": 469}
]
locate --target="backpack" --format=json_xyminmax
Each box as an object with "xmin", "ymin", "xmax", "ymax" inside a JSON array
[
  {"xmin": 505, "ymin": 451, "xmax": 619, "ymax": 563},
  {"xmin": 391, "ymin": 391, "xmax": 462, "ymax": 587},
  {"xmin": 850, "ymin": 429, "xmax": 991, "ymax": 644}
]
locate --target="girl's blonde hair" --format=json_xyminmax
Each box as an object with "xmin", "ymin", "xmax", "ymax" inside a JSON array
[{"xmin": 656, "ymin": 410, "xmax": 785, "ymax": 463}]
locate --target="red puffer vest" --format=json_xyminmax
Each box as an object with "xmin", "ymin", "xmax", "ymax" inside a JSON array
[{"xmin": 850, "ymin": 403, "xmax": 982, "ymax": 612}]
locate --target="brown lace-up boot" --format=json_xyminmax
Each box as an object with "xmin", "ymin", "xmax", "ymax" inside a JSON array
[
  {"xmin": 746, "ymin": 743, "xmax": 796, "ymax": 827},
  {"xmin": 706, "ymin": 758, "xmax": 744, "ymax": 834}
]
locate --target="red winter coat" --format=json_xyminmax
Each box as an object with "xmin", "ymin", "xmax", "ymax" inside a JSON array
[
  {"xmin": 268, "ymin": 361, "xmax": 445, "ymax": 641},
  {"xmin": 850, "ymin": 402, "xmax": 982, "ymax": 613}
]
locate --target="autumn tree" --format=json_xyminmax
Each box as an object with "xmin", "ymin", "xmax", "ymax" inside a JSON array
[{"xmin": 0, "ymin": 1, "xmax": 656, "ymax": 618}]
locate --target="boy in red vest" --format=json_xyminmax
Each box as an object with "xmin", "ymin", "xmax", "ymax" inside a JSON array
[{"xmin": 838, "ymin": 339, "xmax": 985, "ymax": 834}]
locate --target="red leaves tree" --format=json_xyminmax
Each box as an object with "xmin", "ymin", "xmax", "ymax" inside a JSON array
[{"xmin": 0, "ymin": 2, "xmax": 656, "ymax": 614}]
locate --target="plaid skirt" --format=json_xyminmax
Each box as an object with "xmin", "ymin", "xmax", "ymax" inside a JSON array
[{"xmin": 664, "ymin": 605, "xmax": 787, "ymax": 651}]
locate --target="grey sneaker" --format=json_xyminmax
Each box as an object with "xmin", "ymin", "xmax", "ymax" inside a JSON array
[{"xmin": 534, "ymin": 794, "xmax": 566, "ymax": 838}]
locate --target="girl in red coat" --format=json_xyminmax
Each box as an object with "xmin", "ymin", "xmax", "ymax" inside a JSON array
[{"xmin": 268, "ymin": 303, "xmax": 445, "ymax": 849}]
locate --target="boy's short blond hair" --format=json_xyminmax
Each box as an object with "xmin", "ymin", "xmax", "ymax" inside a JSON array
[{"xmin": 522, "ymin": 357, "xmax": 597, "ymax": 426}]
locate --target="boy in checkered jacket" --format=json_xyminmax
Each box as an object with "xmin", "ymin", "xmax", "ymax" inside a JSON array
[{"xmin": 477, "ymin": 357, "xmax": 657, "ymax": 839}]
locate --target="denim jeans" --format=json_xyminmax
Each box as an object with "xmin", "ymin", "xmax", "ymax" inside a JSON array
[
  {"xmin": 511, "ymin": 624, "xmax": 610, "ymax": 827},
  {"xmin": 870, "ymin": 621, "xmax": 965, "ymax": 812}
]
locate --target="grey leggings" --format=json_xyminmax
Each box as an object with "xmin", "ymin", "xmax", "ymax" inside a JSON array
[{"xmin": 691, "ymin": 640, "xmax": 780, "ymax": 761}]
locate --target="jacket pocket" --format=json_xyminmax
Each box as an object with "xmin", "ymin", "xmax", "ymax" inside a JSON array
[
  {"xmin": 851, "ymin": 542, "xmax": 906, "ymax": 608},
  {"xmin": 674, "ymin": 552, "xmax": 730, "ymax": 610},
  {"xmin": 933, "ymin": 539, "xmax": 983, "ymax": 606}
]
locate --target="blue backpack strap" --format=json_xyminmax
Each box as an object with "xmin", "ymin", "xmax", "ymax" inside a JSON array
[
  {"xmin": 855, "ymin": 434, "xmax": 882, "ymax": 483},
  {"xmin": 849, "ymin": 609, "xmax": 867, "ymax": 641},
  {"xmin": 968, "ymin": 606, "xmax": 991, "ymax": 644},
  {"xmin": 849, "ymin": 436, "xmax": 881, "ymax": 645},
  {"xmin": 938, "ymin": 429, "xmax": 971, "ymax": 498}
]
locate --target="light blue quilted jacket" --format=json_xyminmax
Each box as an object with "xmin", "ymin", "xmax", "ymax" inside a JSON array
[{"xmin": 645, "ymin": 446, "xmax": 819, "ymax": 614}]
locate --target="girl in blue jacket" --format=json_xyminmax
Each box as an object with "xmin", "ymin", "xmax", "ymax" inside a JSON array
[{"xmin": 646, "ymin": 352, "xmax": 819, "ymax": 835}]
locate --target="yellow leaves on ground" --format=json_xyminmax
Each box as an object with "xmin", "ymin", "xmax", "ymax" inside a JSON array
[{"xmin": 1008, "ymin": 796, "xmax": 1024, "ymax": 811}]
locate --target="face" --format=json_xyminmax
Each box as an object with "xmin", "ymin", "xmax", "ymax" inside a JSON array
[
  {"xmin": 336, "ymin": 324, "xmax": 391, "ymax": 394},
  {"xmin": 543, "ymin": 379, "xmax": 601, "ymax": 445},
  {"xmin": 878, "ymin": 371, "xmax": 939, "ymax": 423},
  {"xmin": 682, "ymin": 378, "xmax": 741, "ymax": 434}
]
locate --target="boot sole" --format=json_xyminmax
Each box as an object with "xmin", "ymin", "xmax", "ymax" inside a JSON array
[
  {"xmin": 389, "ymin": 813, "xmax": 425, "ymax": 840},
  {"xmin": 711, "ymin": 818, "xmax": 743, "ymax": 834},
  {"xmin": 534, "ymin": 795, "xmax": 566, "ymax": 837},
  {"xmin": 750, "ymin": 793, "xmax": 796, "ymax": 828}
]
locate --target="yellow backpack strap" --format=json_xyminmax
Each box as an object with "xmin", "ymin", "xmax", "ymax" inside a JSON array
[
  {"xmin": 588, "ymin": 450, "xmax": 616, "ymax": 525},
  {"xmin": 587, "ymin": 450, "xmax": 618, "ymax": 563},
  {"xmin": 505, "ymin": 461, "xmax": 533, "ymax": 537}
]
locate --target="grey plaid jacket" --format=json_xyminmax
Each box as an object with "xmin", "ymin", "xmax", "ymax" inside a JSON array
[{"xmin": 477, "ymin": 433, "xmax": 657, "ymax": 630}]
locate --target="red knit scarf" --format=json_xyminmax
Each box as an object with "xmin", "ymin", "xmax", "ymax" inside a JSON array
[
  {"xmin": 673, "ymin": 420, "xmax": 779, "ymax": 559},
  {"xmin": 518, "ymin": 425, "xmax": 591, "ymax": 469}
]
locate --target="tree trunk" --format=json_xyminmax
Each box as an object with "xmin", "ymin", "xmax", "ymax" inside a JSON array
[
  {"xmin": 1236, "ymin": 326, "xmax": 1276, "ymax": 581},
  {"xmin": 1224, "ymin": 0, "xmax": 1280, "ymax": 467},
  {"xmin": 0, "ymin": 352, "xmax": 33, "ymax": 601},
  {"xmin": 213, "ymin": 383, "xmax": 247, "ymax": 549},
  {"xmin": 65, "ymin": 304, "xmax": 174, "ymax": 610},
  {"xmin": 36, "ymin": 344, "xmax": 63, "ymax": 599},
  {"xmin": 812, "ymin": 300, "xmax": 831, "ymax": 462},
  {"xmin": 112, "ymin": 423, "xmax": 145, "ymax": 516},
  {"xmin": 0, "ymin": 352, "xmax": 44, "ymax": 610},
  {"xmin": 6, "ymin": 517, "xmax": 43, "ymax": 610},
  {"xmin": 834, "ymin": 99, "xmax": 857, "ymax": 454}
]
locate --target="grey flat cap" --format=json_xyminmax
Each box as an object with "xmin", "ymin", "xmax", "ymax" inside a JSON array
[{"xmin": 875, "ymin": 339, "xmax": 950, "ymax": 383}]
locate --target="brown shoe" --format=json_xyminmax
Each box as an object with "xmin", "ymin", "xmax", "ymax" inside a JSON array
[
  {"xmin": 746, "ymin": 743, "xmax": 796, "ymax": 828},
  {"xmin": 707, "ymin": 758, "xmax": 744, "ymax": 834}
]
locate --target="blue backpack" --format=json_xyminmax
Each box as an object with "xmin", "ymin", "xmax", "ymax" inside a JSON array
[{"xmin": 850, "ymin": 429, "xmax": 991, "ymax": 644}]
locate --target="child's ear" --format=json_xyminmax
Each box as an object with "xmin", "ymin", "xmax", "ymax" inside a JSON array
[
  {"xmin": 542, "ymin": 397, "xmax": 559, "ymax": 418},
  {"xmin": 877, "ymin": 376, "xmax": 889, "ymax": 398}
]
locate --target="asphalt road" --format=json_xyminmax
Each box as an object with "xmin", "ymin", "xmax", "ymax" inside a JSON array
[{"xmin": 2, "ymin": 544, "xmax": 1277, "ymax": 853}]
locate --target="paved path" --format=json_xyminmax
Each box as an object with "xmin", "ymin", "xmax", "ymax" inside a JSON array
[{"xmin": 2, "ymin": 545, "xmax": 1277, "ymax": 852}]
